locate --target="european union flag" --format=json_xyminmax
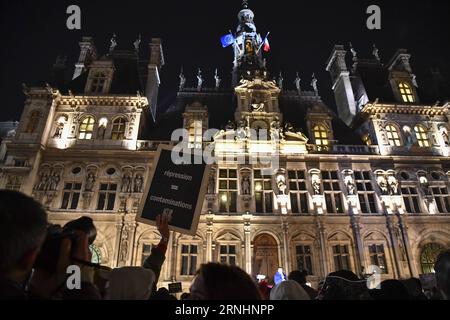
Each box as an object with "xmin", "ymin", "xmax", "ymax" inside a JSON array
[{"xmin": 220, "ymin": 33, "xmax": 235, "ymax": 48}]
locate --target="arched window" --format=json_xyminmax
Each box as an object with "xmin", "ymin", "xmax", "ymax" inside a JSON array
[
  {"xmin": 90, "ymin": 244, "xmax": 102, "ymax": 264},
  {"xmin": 25, "ymin": 111, "xmax": 41, "ymax": 133},
  {"xmin": 313, "ymin": 125, "xmax": 329, "ymax": 146},
  {"xmin": 398, "ymin": 82, "xmax": 415, "ymax": 103},
  {"xmin": 90, "ymin": 72, "xmax": 107, "ymax": 93},
  {"xmin": 111, "ymin": 117, "xmax": 127, "ymax": 140},
  {"xmin": 386, "ymin": 124, "xmax": 402, "ymax": 147},
  {"xmin": 420, "ymin": 243, "xmax": 444, "ymax": 274},
  {"xmin": 78, "ymin": 116, "xmax": 95, "ymax": 140},
  {"xmin": 414, "ymin": 125, "xmax": 430, "ymax": 147}
]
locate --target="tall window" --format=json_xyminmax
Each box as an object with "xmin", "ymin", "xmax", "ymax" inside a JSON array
[
  {"xmin": 254, "ymin": 170, "xmax": 273, "ymax": 214},
  {"xmin": 79, "ymin": 117, "xmax": 95, "ymax": 140},
  {"xmin": 61, "ymin": 182, "xmax": 82, "ymax": 210},
  {"xmin": 111, "ymin": 117, "xmax": 127, "ymax": 140},
  {"xmin": 288, "ymin": 170, "xmax": 309, "ymax": 214},
  {"xmin": 96, "ymin": 183, "xmax": 117, "ymax": 211},
  {"xmin": 420, "ymin": 243, "xmax": 444, "ymax": 274},
  {"xmin": 25, "ymin": 111, "xmax": 41, "ymax": 134},
  {"xmin": 188, "ymin": 120, "xmax": 203, "ymax": 149},
  {"xmin": 181, "ymin": 244, "xmax": 198, "ymax": 276},
  {"xmin": 368, "ymin": 244, "xmax": 388, "ymax": 274},
  {"xmin": 333, "ymin": 245, "xmax": 351, "ymax": 271},
  {"xmin": 313, "ymin": 125, "xmax": 329, "ymax": 146},
  {"xmin": 401, "ymin": 187, "xmax": 421, "ymax": 214},
  {"xmin": 4, "ymin": 176, "xmax": 22, "ymax": 191},
  {"xmin": 90, "ymin": 72, "xmax": 107, "ymax": 93},
  {"xmin": 141, "ymin": 244, "xmax": 152, "ymax": 265},
  {"xmin": 414, "ymin": 125, "xmax": 430, "ymax": 147},
  {"xmin": 354, "ymin": 171, "xmax": 377, "ymax": 214},
  {"xmin": 322, "ymin": 171, "xmax": 344, "ymax": 214},
  {"xmin": 398, "ymin": 82, "xmax": 415, "ymax": 103},
  {"xmin": 386, "ymin": 124, "xmax": 402, "ymax": 147},
  {"xmin": 295, "ymin": 245, "xmax": 313, "ymax": 275},
  {"xmin": 431, "ymin": 186, "xmax": 450, "ymax": 213},
  {"xmin": 219, "ymin": 245, "xmax": 237, "ymax": 265},
  {"xmin": 218, "ymin": 169, "xmax": 238, "ymax": 213}
]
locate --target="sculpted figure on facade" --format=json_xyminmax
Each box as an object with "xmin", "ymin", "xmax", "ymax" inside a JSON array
[
  {"xmin": 134, "ymin": 174, "xmax": 144, "ymax": 193},
  {"xmin": 207, "ymin": 171, "xmax": 216, "ymax": 195},
  {"xmin": 121, "ymin": 174, "xmax": 132, "ymax": 193},
  {"xmin": 377, "ymin": 175, "xmax": 389, "ymax": 195},
  {"xmin": 311, "ymin": 173, "xmax": 321, "ymax": 195},
  {"xmin": 85, "ymin": 173, "xmax": 95, "ymax": 192},
  {"xmin": 241, "ymin": 173, "xmax": 251, "ymax": 195}
]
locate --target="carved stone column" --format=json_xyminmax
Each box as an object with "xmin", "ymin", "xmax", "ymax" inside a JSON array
[
  {"xmin": 350, "ymin": 214, "xmax": 365, "ymax": 276},
  {"xmin": 206, "ymin": 214, "xmax": 214, "ymax": 263},
  {"xmin": 397, "ymin": 213, "xmax": 419, "ymax": 277},
  {"xmin": 316, "ymin": 217, "xmax": 329, "ymax": 277},
  {"xmin": 384, "ymin": 211, "xmax": 402, "ymax": 278},
  {"xmin": 281, "ymin": 219, "xmax": 290, "ymax": 274},
  {"xmin": 243, "ymin": 214, "xmax": 252, "ymax": 274}
]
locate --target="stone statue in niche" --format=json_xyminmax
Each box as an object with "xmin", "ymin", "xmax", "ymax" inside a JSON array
[
  {"xmin": 419, "ymin": 176, "xmax": 430, "ymax": 195},
  {"xmin": 134, "ymin": 174, "xmax": 144, "ymax": 193},
  {"xmin": 378, "ymin": 176, "xmax": 389, "ymax": 195},
  {"xmin": 48, "ymin": 172, "xmax": 61, "ymax": 191},
  {"xmin": 388, "ymin": 177, "xmax": 399, "ymax": 195},
  {"xmin": 311, "ymin": 174, "xmax": 321, "ymax": 195},
  {"xmin": 276, "ymin": 174, "xmax": 287, "ymax": 196},
  {"xmin": 119, "ymin": 228, "xmax": 129, "ymax": 262},
  {"xmin": 121, "ymin": 174, "xmax": 132, "ymax": 193},
  {"xmin": 207, "ymin": 172, "xmax": 216, "ymax": 194},
  {"xmin": 97, "ymin": 125, "xmax": 106, "ymax": 140},
  {"xmin": 241, "ymin": 174, "xmax": 251, "ymax": 195},
  {"xmin": 85, "ymin": 173, "xmax": 95, "ymax": 192},
  {"xmin": 53, "ymin": 123, "xmax": 64, "ymax": 139},
  {"xmin": 345, "ymin": 176, "xmax": 356, "ymax": 196},
  {"xmin": 36, "ymin": 172, "xmax": 49, "ymax": 191}
]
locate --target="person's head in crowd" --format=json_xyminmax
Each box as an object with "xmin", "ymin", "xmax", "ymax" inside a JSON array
[
  {"xmin": 0, "ymin": 191, "xmax": 48, "ymax": 298},
  {"xmin": 30, "ymin": 217, "xmax": 97, "ymax": 299},
  {"xmin": 434, "ymin": 249, "xmax": 450, "ymax": 300},
  {"xmin": 318, "ymin": 270, "xmax": 367, "ymax": 300},
  {"xmin": 180, "ymin": 292, "xmax": 190, "ymax": 300},
  {"xmin": 189, "ymin": 263, "xmax": 262, "ymax": 300},
  {"xmin": 277, "ymin": 267, "xmax": 284, "ymax": 274},
  {"xmin": 401, "ymin": 278, "xmax": 427, "ymax": 300},
  {"xmin": 257, "ymin": 279, "xmax": 271, "ymax": 300},
  {"xmin": 105, "ymin": 267, "xmax": 155, "ymax": 300},
  {"xmin": 288, "ymin": 270, "xmax": 307, "ymax": 285},
  {"xmin": 270, "ymin": 280, "xmax": 310, "ymax": 300},
  {"xmin": 369, "ymin": 279, "xmax": 410, "ymax": 300},
  {"xmin": 152, "ymin": 287, "xmax": 177, "ymax": 300}
]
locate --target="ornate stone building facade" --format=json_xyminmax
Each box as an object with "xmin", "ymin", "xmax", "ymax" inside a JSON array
[{"xmin": 1, "ymin": 3, "xmax": 449, "ymax": 291}]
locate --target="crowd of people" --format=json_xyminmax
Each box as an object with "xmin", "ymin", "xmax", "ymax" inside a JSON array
[{"xmin": 1, "ymin": 190, "xmax": 449, "ymax": 300}]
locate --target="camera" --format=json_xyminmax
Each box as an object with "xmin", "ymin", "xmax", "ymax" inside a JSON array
[{"xmin": 34, "ymin": 217, "xmax": 97, "ymax": 273}]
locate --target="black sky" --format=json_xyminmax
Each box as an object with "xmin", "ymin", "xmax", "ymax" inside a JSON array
[{"xmin": 1, "ymin": 0, "xmax": 449, "ymax": 122}]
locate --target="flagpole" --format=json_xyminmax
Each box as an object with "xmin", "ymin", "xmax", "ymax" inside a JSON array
[{"xmin": 256, "ymin": 31, "xmax": 270, "ymax": 54}]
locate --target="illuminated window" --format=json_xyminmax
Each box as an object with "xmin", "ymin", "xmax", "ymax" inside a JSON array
[
  {"xmin": 111, "ymin": 117, "xmax": 127, "ymax": 140},
  {"xmin": 181, "ymin": 244, "xmax": 198, "ymax": 276},
  {"xmin": 295, "ymin": 245, "xmax": 313, "ymax": 275},
  {"xmin": 398, "ymin": 82, "xmax": 415, "ymax": 103},
  {"xmin": 420, "ymin": 243, "xmax": 444, "ymax": 274},
  {"xmin": 386, "ymin": 124, "xmax": 402, "ymax": 147},
  {"xmin": 431, "ymin": 186, "xmax": 450, "ymax": 213},
  {"xmin": 218, "ymin": 169, "xmax": 238, "ymax": 213},
  {"xmin": 254, "ymin": 170, "xmax": 273, "ymax": 214},
  {"xmin": 414, "ymin": 125, "xmax": 430, "ymax": 147},
  {"xmin": 219, "ymin": 245, "xmax": 237, "ymax": 266},
  {"xmin": 188, "ymin": 120, "xmax": 203, "ymax": 149},
  {"xmin": 313, "ymin": 125, "xmax": 329, "ymax": 146},
  {"xmin": 354, "ymin": 171, "xmax": 377, "ymax": 214},
  {"xmin": 90, "ymin": 72, "xmax": 107, "ymax": 93},
  {"xmin": 78, "ymin": 117, "xmax": 95, "ymax": 140},
  {"xmin": 25, "ymin": 111, "xmax": 41, "ymax": 134},
  {"xmin": 368, "ymin": 244, "xmax": 388, "ymax": 274},
  {"xmin": 322, "ymin": 170, "xmax": 344, "ymax": 214},
  {"xmin": 288, "ymin": 170, "xmax": 309, "ymax": 214}
]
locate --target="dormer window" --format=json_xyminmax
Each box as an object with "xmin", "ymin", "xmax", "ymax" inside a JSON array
[
  {"xmin": 79, "ymin": 116, "xmax": 95, "ymax": 140},
  {"xmin": 188, "ymin": 120, "xmax": 203, "ymax": 148},
  {"xmin": 398, "ymin": 82, "xmax": 415, "ymax": 103},
  {"xmin": 90, "ymin": 72, "xmax": 107, "ymax": 93},
  {"xmin": 386, "ymin": 124, "xmax": 402, "ymax": 147},
  {"xmin": 313, "ymin": 125, "xmax": 329, "ymax": 146},
  {"xmin": 111, "ymin": 117, "xmax": 127, "ymax": 140},
  {"xmin": 414, "ymin": 125, "xmax": 430, "ymax": 147}
]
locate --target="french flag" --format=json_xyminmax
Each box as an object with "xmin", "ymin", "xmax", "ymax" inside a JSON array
[{"xmin": 263, "ymin": 35, "xmax": 270, "ymax": 52}]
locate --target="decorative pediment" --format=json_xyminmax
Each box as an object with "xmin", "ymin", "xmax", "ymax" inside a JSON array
[
  {"xmin": 235, "ymin": 78, "xmax": 281, "ymax": 93},
  {"xmin": 216, "ymin": 232, "xmax": 242, "ymax": 242}
]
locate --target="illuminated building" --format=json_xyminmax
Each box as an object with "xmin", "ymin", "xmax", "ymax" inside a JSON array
[{"xmin": 1, "ymin": 2, "xmax": 449, "ymax": 291}]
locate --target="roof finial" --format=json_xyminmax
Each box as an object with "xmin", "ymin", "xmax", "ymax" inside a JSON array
[
  {"xmin": 242, "ymin": 0, "xmax": 249, "ymax": 9},
  {"xmin": 179, "ymin": 67, "xmax": 186, "ymax": 91},
  {"xmin": 214, "ymin": 68, "xmax": 221, "ymax": 90},
  {"xmin": 372, "ymin": 43, "xmax": 380, "ymax": 61},
  {"xmin": 311, "ymin": 73, "xmax": 318, "ymax": 96},
  {"xmin": 109, "ymin": 33, "xmax": 117, "ymax": 54},
  {"xmin": 133, "ymin": 34, "xmax": 141, "ymax": 53},
  {"xmin": 349, "ymin": 42, "xmax": 357, "ymax": 61}
]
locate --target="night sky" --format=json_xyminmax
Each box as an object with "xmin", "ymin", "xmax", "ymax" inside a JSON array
[{"xmin": 1, "ymin": 0, "xmax": 449, "ymax": 122}]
